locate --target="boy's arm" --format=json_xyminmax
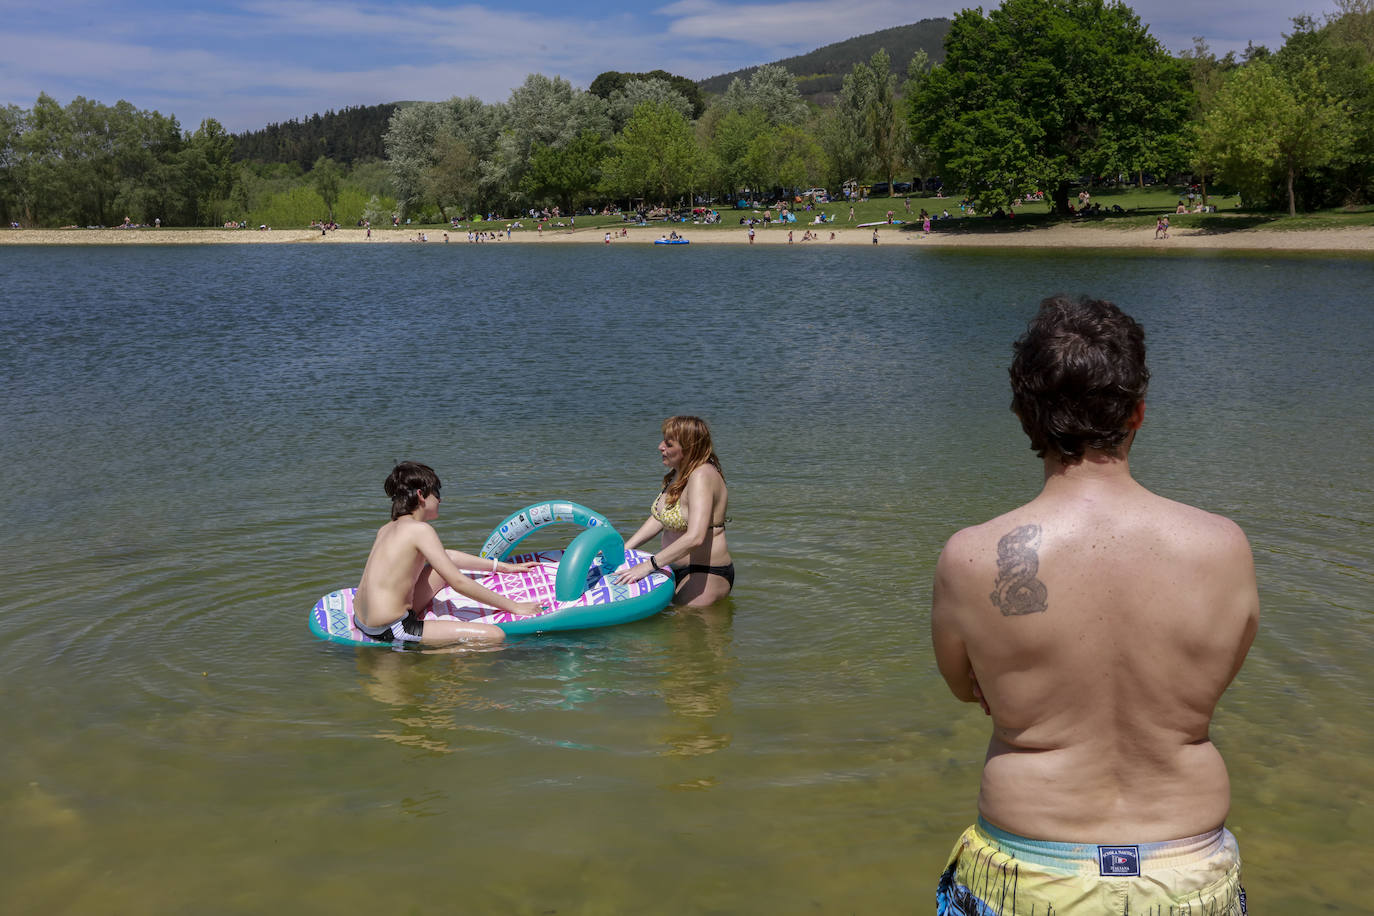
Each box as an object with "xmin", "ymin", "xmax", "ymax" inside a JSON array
[
  {"xmin": 445, "ymin": 549, "xmax": 539, "ymax": 574},
  {"xmin": 414, "ymin": 526, "xmax": 544, "ymax": 615}
]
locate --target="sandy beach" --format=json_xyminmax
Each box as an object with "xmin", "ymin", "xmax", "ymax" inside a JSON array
[{"xmin": 3, "ymin": 222, "xmax": 1372, "ymax": 251}]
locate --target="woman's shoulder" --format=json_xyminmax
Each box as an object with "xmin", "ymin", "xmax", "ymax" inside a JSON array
[{"xmin": 687, "ymin": 463, "xmax": 726, "ymax": 489}]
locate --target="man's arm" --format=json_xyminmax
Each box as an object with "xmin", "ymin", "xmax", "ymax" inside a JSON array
[
  {"xmin": 931, "ymin": 532, "xmax": 981, "ymax": 706},
  {"xmin": 1217, "ymin": 518, "xmax": 1261, "ymax": 686}
]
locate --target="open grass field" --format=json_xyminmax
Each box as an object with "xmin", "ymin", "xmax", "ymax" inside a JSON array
[{"xmin": 443, "ymin": 186, "xmax": 1374, "ymax": 237}]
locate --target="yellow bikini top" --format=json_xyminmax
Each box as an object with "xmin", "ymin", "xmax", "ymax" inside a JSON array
[
  {"xmin": 651, "ymin": 488, "xmax": 728, "ymax": 533},
  {"xmin": 651, "ymin": 490, "xmax": 689, "ymax": 531}
]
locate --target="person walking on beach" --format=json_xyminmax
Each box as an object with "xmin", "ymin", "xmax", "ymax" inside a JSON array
[{"xmin": 931, "ymin": 295, "xmax": 1258, "ymax": 915}]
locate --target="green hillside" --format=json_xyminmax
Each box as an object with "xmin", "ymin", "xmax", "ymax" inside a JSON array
[
  {"xmin": 697, "ymin": 18, "xmax": 952, "ymax": 104},
  {"xmin": 229, "ymin": 20, "xmax": 953, "ymax": 167}
]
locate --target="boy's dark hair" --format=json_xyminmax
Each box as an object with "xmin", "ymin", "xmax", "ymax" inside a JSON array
[
  {"xmin": 384, "ymin": 462, "xmax": 441, "ymax": 520},
  {"xmin": 1009, "ymin": 295, "xmax": 1150, "ymax": 462}
]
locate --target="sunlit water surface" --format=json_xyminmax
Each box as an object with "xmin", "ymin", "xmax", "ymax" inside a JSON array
[{"xmin": 1, "ymin": 242, "xmax": 1371, "ymax": 914}]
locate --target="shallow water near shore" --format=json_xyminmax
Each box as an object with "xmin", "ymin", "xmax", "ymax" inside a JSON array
[{"xmin": 1, "ymin": 243, "xmax": 1371, "ymax": 914}]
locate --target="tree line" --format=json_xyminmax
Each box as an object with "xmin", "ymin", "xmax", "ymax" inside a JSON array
[{"xmin": 3, "ymin": 0, "xmax": 1371, "ymax": 228}]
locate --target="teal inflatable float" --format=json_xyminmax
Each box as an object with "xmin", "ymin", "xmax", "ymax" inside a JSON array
[{"xmin": 309, "ymin": 500, "xmax": 675, "ymax": 644}]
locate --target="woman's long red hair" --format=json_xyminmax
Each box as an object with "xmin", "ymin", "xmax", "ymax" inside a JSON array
[{"xmin": 661, "ymin": 415, "xmax": 723, "ymax": 505}]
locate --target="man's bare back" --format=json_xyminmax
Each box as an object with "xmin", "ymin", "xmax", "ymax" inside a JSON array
[
  {"xmin": 933, "ymin": 456, "xmax": 1259, "ymax": 842},
  {"xmin": 930, "ymin": 296, "xmax": 1256, "ymax": 914}
]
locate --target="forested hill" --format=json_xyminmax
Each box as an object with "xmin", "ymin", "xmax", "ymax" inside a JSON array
[
  {"xmin": 229, "ymin": 21, "xmax": 952, "ymax": 167},
  {"xmin": 232, "ymin": 102, "xmax": 404, "ymax": 167},
  {"xmin": 697, "ymin": 18, "xmax": 952, "ymax": 103}
]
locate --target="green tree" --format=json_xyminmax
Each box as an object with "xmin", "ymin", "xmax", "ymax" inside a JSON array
[
  {"xmin": 0, "ymin": 104, "xmax": 25, "ymax": 223},
  {"xmin": 900, "ymin": 50, "xmax": 936, "ymax": 181},
  {"xmin": 590, "ymin": 70, "xmax": 706, "ymax": 118},
  {"xmin": 65, "ymin": 96, "xmax": 120, "ymax": 225},
  {"xmin": 841, "ymin": 49, "xmax": 904, "ymax": 192},
  {"xmin": 607, "ymin": 78, "xmax": 694, "ymax": 131},
  {"xmin": 1180, "ymin": 38, "xmax": 1239, "ymax": 206},
  {"xmin": 1275, "ymin": 5, "xmax": 1374, "ymax": 206},
  {"xmin": 384, "ymin": 101, "xmax": 451, "ymax": 218},
  {"xmin": 719, "ymin": 64, "xmax": 809, "ymax": 126},
  {"xmin": 816, "ymin": 95, "xmax": 866, "ymax": 193},
  {"xmin": 1200, "ymin": 57, "xmax": 1352, "ymax": 215},
  {"xmin": 745, "ymin": 124, "xmax": 824, "ymax": 192},
  {"xmin": 490, "ymin": 74, "xmax": 611, "ymax": 203},
  {"xmin": 521, "ymin": 130, "xmax": 608, "ymax": 212},
  {"xmin": 423, "ymin": 136, "xmax": 480, "ymax": 220},
  {"xmin": 312, "ymin": 155, "xmax": 343, "ymax": 221},
  {"xmin": 179, "ymin": 118, "xmax": 235, "ymax": 225},
  {"xmin": 912, "ymin": 0, "xmax": 1191, "ymax": 213},
  {"xmin": 707, "ymin": 108, "xmax": 765, "ymax": 201},
  {"xmin": 21, "ymin": 93, "xmax": 73, "ymax": 224},
  {"xmin": 601, "ymin": 101, "xmax": 702, "ymax": 204}
]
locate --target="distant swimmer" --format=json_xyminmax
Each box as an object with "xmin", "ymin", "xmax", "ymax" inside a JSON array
[{"xmin": 931, "ymin": 295, "xmax": 1257, "ymax": 915}]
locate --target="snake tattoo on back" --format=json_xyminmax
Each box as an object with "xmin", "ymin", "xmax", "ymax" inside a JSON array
[{"xmin": 990, "ymin": 523, "xmax": 1049, "ymax": 616}]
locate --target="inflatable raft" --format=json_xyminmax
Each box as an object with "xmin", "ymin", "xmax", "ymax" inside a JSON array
[
  {"xmin": 653, "ymin": 237, "xmax": 689, "ymax": 245},
  {"xmin": 309, "ymin": 500, "xmax": 674, "ymax": 645}
]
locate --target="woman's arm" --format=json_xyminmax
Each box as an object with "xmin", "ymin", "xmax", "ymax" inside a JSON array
[
  {"xmin": 614, "ymin": 471, "xmax": 718, "ymax": 584},
  {"xmin": 623, "ymin": 515, "xmax": 665, "ymax": 551}
]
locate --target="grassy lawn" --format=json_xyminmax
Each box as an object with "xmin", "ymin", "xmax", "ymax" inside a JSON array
[{"xmin": 419, "ymin": 187, "xmax": 1374, "ymax": 235}]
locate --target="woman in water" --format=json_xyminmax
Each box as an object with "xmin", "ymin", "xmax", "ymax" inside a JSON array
[{"xmin": 615, "ymin": 416, "xmax": 734, "ymax": 605}]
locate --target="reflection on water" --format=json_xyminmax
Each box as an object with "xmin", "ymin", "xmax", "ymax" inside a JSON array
[
  {"xmin": 1, "ymin": 245, "xmax": 1371, "ymax": 913},
  {"xmin": 350, "ymin": 604, "xmax": 739, "ymax": 764},
  {"xmin": 660, "ymin": 604, "xmax": 736, "ymax": 761}
]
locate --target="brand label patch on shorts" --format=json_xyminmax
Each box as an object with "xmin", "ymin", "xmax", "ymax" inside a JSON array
[{"xmin": 1097, "ymin": 846, "xmax": 1140, "ymax": 877}]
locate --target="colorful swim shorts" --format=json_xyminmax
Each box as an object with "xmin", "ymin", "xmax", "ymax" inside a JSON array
[{"xmin": 936, "ymin": 818, "xmax": 1246, "ymax": 915}]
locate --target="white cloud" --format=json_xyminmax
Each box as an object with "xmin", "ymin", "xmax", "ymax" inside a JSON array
[
  {"xmin": 658, "ymin": 0, "xmax": 946, "ymax": 47},
  {"xmin": 0, "ymin": 0, "xmax": 1322, "ymax": 132}
]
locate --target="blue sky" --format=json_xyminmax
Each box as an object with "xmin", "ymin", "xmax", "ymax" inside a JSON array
[{"xmin": 0, "ymin": 0, "xmax": 1325, "ymax": 133}]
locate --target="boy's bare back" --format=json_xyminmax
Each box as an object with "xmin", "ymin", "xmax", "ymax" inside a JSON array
[{"xmin": 353, "ymin": 517, "xmax": 433, "ymax": 629}]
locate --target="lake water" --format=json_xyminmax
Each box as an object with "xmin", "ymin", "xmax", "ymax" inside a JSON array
[{"xmin": 1, "ymin": 242, "xmax": 1371, "ymax": 914}]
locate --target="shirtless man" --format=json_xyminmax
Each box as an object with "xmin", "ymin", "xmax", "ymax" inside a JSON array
[
  {"xmin": 931, "ymin": 296, "xmax": 1258, "ymax": 914},
  {"xmin": 353, "ymin": 462, "xmax": 544, "ymax": 646}
]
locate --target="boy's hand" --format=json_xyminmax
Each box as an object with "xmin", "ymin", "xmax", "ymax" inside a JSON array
[
  {"xmin": 500, "ymin": 561, "xmax": 541, "ymax": 573},
  {"xmin": 509, "ymin": 600, "xmax": 550, "ymax": 617}
]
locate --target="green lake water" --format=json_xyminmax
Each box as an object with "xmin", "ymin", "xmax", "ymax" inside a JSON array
[{"xmin": 1, "ymin": 243, "xmax": 1371, "ymax": 913}]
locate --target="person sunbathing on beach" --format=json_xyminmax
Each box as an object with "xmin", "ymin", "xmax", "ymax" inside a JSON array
[{"xmin": 352, "ymin": 462, "xmax": 544, "ymax": 646}]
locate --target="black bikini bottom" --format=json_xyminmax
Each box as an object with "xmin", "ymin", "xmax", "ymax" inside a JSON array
[{"xmin": 673, "ymin": 563, "xmax": 735, "ymax": 588}]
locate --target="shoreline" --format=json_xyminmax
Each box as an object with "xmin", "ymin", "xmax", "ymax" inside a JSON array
[{"xmin": 3, "ymin": 223, "xmax": 1373, "ymax": 251}]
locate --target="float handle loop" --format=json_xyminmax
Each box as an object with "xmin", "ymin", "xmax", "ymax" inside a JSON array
[{"xmin": 554, "ymin": 525, "xmax": 627, "ymax": 603}]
